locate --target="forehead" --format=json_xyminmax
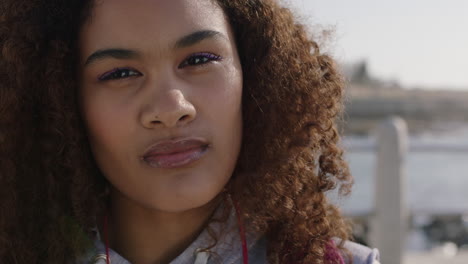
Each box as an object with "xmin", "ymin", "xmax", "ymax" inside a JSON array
[{"xmin": 80, "ymin": 0, "xmax": 229, "ymax": 55}]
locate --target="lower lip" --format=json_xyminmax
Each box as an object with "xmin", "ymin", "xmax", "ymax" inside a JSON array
[{"xmin": 143, "ymin": 145, "xmax": 209, "ymax": 169}]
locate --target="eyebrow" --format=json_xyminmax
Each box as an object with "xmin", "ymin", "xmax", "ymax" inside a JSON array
[
  {"xmin": 84, "ymin": 49, "xmax": 140, "ymax": 66},
  {"xmin": 84, "ymin": 30, "xmax": 224, "ymax": 67},
  {"xmin": 174, "ymin": 30, "xmax": 223, "ymax": 49}
]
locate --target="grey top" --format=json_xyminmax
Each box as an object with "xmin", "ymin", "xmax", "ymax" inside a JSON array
[
  {"xmin": 342, "ymin": 240, "xmax": 380, "ymax": 264},
  {"xmin": 78, "ymin": 208, "xmax": 380, "ymax": 264}
]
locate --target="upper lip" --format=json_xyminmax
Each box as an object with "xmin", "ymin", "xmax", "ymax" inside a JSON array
[{"xmin": 142, "ymin": 137, "xmax": 209, "ymax": 158}]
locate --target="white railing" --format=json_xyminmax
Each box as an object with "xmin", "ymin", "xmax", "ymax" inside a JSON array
[{"xmin": 343, "ymin": 116, "xmax": 468, "ymax": 264}]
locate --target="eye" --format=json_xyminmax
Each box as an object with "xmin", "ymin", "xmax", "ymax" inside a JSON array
[
  {"xmin": 98, "ymin": 67, "xmax": 142, "ymax": 81},
  {"xmin": 178, "ymin": 52, "xmax": 222, "ymax": 68}
]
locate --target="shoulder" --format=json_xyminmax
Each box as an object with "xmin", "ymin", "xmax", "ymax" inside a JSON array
[{"xmin": 342, "ymin": 240, "xmax": 380, "ymax": 264}]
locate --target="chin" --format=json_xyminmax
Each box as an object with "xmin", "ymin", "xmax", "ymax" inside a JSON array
[
  {"xmin": 148, "ymin": 185, "xmax": 224, "ymax": 213},
  {"xmin": 152, "ymin": 170, "xmax": 230, "ymax": 213},
  {"xmin": 153, "ymin": 196, "xmax": 219, "ymax": 214}
]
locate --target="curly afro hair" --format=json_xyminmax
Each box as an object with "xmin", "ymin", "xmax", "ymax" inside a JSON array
[{"xmin": 0, "ymin": 0, "xmax": 353, "ymax": 263}]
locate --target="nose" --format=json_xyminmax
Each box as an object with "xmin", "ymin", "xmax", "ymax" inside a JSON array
[{"xmin": 140, "ymin": 87, "xmax": 196, "ymax": 129}]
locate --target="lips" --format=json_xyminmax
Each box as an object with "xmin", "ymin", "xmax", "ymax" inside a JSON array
[{"xmin": 142, "ymin": 138, "xmax": 209, "ymax": 169}]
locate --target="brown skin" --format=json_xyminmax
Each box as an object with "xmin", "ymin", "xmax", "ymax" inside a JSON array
[
  {"xmin": 105, "ymin": 194, "xmax": 217, "ymax": 264},
  {"xmin": 79, "ymin": 0, "xmax": 242, "ymax": 263},
  {"xmin": 0, "ymin": 0, "xmax": 352, "ymax": 263}
]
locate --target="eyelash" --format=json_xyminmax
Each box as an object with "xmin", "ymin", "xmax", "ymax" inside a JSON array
[
  {"xmin": 98, "ymin": 67, "xmax": 141, "ymax": 81},
  {"xmin": 178, "ymin": 52, "xmax": 222, "ymax": 68},
  {"xmin": 98, "ymin": 52, "xmax": 222, "ymax": 81}
]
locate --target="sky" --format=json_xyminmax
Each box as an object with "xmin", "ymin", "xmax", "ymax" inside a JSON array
[{"xmin": 283, "ymin": 0, "xmax": 468, "ymax": 90}]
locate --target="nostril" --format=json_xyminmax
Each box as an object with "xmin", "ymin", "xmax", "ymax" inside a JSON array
[
  {"xmin": 179, "ymin": 115, "xmax": 190, "ymax": 122},
  {"xmin": 151, "ymin": 120, "xmax": 162, "ymax": 124}
]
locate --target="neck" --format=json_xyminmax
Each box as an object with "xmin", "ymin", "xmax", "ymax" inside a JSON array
[{"xmin": 103, "ymin": 189, "xmax": 219, "ymax": 264}]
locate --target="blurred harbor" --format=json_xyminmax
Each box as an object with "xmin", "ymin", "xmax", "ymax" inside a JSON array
[
  {"xmin": 343, "ymin": 132, "xmax": 468, "ymax": 216},
  {"xmin": 342, "ymin": 61, "xmax": 468, "ymax": 135},
  {"xmin": 335, "ymin": 62, "xmax": 468, "ymax": 263},
  {"xmin": 340, "ymin": 121, "xmax": 468, "ymax": 264}
]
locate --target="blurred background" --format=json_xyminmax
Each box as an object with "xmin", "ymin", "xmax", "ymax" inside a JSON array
[{"xmin": 283, "ymin": 0, "xmax": 468, "ymax": 263}]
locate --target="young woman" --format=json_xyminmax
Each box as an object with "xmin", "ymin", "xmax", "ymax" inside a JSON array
[{"xmin": 0, "ymin": 0, "xmax": 380, "ymax": 263}]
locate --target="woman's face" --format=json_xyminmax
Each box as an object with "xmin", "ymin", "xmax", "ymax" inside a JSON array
[{"xmin": 78, "ymin": 0, "xmax": 242, "ymax": 212}]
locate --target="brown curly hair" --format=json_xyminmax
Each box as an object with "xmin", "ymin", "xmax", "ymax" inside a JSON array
[{"xmin": 0, "ymin": 0, "xmax": 353, "ymax": 263}]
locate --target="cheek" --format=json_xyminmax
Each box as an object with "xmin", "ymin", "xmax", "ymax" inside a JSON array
[
  {"xmin": 221, "ymin": 68, "xmax": 243, "ymax": 133},
  {"xmin": 222, "ymin": 79, "xmax": 242, "ymax": 134},
  {"xmin": 209, "ymin": 66, "xmax": 243, "ymax": 155},
  {"xmin": 81, "ymin": 93, "xmax": 133, "ymax": 157},
  {"xmin": 202, "ymin": 65, "xmax": 243, "ymax": 126}
]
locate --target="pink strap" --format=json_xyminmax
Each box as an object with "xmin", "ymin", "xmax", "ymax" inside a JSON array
[
  {"xmin": 324, "ymin": 240, "xmax": 345, "ymax": 264},
  {"xmin": 233, "ymin": 199, "xmax": 249, "ymax": 264},
  {"xmin": 104, "ymin": 214, "xmax": 110, "ymax": 264}
]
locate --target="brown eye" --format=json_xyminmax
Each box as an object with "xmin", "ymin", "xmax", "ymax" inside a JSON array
[
  {"xmin": 99, "ymin": 68, "xmax": 142, "ymax": 81},
  {"xmin": 178, "ymin": 52, "xmax": 222, "ymax": 68}
]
